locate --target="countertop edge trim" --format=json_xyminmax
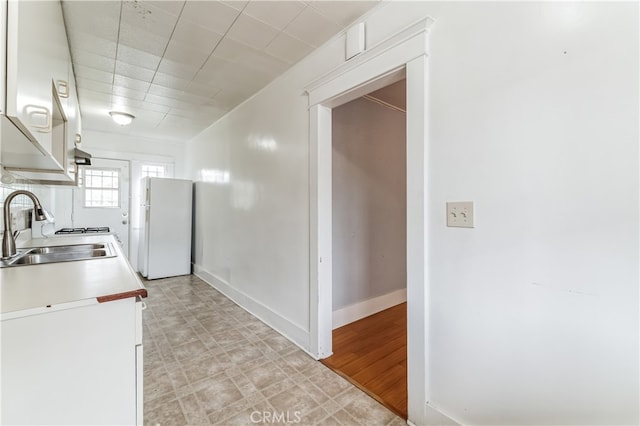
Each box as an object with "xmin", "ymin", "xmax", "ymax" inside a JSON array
[{"xmin": 97, "ymin": 288, "xmax": 148, "ymax": 303}]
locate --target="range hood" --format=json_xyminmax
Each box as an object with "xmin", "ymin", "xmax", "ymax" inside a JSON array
[{"xmin": 74, "ymin": 148, "xmax": 92, "ymax": 166}]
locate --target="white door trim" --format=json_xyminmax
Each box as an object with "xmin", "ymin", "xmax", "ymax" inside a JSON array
[{"xmin": 306, "ymin": 17, "xmax": 433, "ymax": 425}]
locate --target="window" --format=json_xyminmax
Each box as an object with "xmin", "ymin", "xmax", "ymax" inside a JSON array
[
  {"xmin": 84, "ymin": 168, "xmax": 120, "ymax": 208},
  {"xmin": 141, "ymin": 164, "xmax": 166, "ymax": 178}
]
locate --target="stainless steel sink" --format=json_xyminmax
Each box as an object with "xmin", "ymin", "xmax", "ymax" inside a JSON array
[
  {"xmin": 27, "ymin": 244, "xmax": 108, "ymax": 255},
  {"xmin": 0, "ymin": 242, "xmax": 116, "ymax": 268}
]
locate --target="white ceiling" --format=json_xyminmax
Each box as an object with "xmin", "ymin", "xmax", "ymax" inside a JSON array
[{"xmin": 61, "ymin": 0, "xmax": 381, "ymax": 143}]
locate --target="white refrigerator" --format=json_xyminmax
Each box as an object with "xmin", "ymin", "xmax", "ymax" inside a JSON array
[{"xmin": 138, "ymin": 177, "xmax": 192, "ymax": 279}]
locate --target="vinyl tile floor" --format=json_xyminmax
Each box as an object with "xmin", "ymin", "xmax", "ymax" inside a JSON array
[{"xmin": 143, "ymin": 275, "xmax": 405, "ymax": 426}]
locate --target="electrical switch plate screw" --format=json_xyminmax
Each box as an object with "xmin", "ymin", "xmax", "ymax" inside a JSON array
[{"xmin": 447, "ymin": 201, "xmax": 474, "ymax": 228}]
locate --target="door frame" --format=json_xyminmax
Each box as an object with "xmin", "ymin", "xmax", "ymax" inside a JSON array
[{"xmin": 306, "ymin": 18, "xmax": 433, "ymax": 425}]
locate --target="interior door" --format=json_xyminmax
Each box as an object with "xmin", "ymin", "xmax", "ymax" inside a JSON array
[{"xmin": 73, "ymin": 158, "xmax": 130, "ymax": 257}]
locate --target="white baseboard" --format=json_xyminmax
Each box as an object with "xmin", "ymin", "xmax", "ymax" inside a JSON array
[
  {"xmin": 193, "ymin": 264, "xmax": 313, "ymax": 356},
  {"xmin": 407, "ymin": 402, "xmax": 460, "ymax": 426},
  {"xmin": 332, "ymin": 288, "xmax": 407, "ymax": 329},
  {"xmin": 424, "ymin": 402, "xmax": 460, "ymax": 425}
]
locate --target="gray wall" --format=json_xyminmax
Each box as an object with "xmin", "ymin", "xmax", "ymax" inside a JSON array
[{"xmin": 332, "ymin": 97, "xmax": 406, "ymax": 311}]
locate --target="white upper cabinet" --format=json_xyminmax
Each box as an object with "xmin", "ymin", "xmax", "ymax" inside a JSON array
[{"xmin": 1, "ymin": 0, "xmax": 81, "ymax": 183}]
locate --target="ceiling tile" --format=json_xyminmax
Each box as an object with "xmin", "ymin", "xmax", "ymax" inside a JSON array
[
  {"xmin": 62, "ymin": 1, "xmax": 121, "ymax": 42},
  {"xmin": 117, "ymin": 45, "xmax": 162, "ymax": 70},
  {"xmin": 111, "ymin": 95, "xmax": 171, "ymax": 114},
  {"xmin": 67, "ymin": 29, "xmax": 117, "ymax": 58},
  {"xmin": 145, "ymin": 93, "xmax": 186, "ymax": 108},
  {"xmin": 226, "ymin": 13, "xmax": 280, "ymax": 50},
  {"xmin": 235, "ymin": 50, "xmax": 289, "ymax": 77},
  {"xmin": 283, "ymin": 6, "xmax": 342, "ymax": 47},
  {"xmin": 193, "ymin": 56, "xmax": 235, "ymax": 85},
  {"xmin": 220, "ymin": 1, "xmax": 249, "ymax": 12},
  {"xmin": 210, "ymin": 90, "xmax": 251, "ymax": 109},
  {"xmin": 307, "ymin": 1, "xmax": 379, "ymax": 27},
  {"xmin": 265, "ymin": 32, "xmax": 314, "ymax": 64},
  {"xmin": 130, "ymin": 109, "xmax": 166, "ymax": 123},
  {"xmin": 210, "ymin": 38, "xmax": 258, "ymax": 63},
  {"xmin": 112, "ymin": 85, "xmax": 147, "ymax": 101},
  {"xmin": 63, "ymin": 0, "xmax": 376, "ymax": 143},
  {"xmin": 163, "ymin": 40, "xmax": 211, "ymax": 67},
  {"xmin": 143, "ymin": 0, "xmax": 185, "ymax": 17},
  {"xmin": 78, "ymin": 89, "xmax": 112, "ymax": 105},
  {"xmin": 205, "ymin": 64, "xmax": 270, "ymax": 93},
  {"xmin": 148, "ymin": 84, "xmax": 184, "ymax": 100},
  {"xmin": 178, "ymin": 92, "xmax": 214, "ymax": 106},
  {"xmin": 180, "ymin": 1, "xmax": 241, "ymax": 35},
  {"xmin": 243, "ymin": 1, "xmax": 306, "ymax": 31},
  {"xmin": 121, "ymin": 1, "xmax": 179, "ymax": 39},
  {"xmin": 152, "ymin": 72, "xmax": 191, "ymax": 90},
  {"xmin": 110, "ymin": 96, "xmax": 146, "ymax": 110},
  {"xmin": 114, "ymin": 75, "xmax": 151, "ymax": 92},
  {"xmin": 77, "ymin": 78, "xmax": 112, "ymax": 95},
  {"xmin": 73, "ymin": 49, "xmax": 116, "ymax": 74},
  {"xmin": 141, "ymin": 102, "xmax": 172, "ymax": 114},
  {"xmin": 167, "ymin": 106, "xmax": 210, "ymax": 120},
  {"xmin": 157, "ymin": 58, "xmax": 200, "ymax": 80},
  {"xmin": 74, "ymin": 65, "xmax": 114, "ymax": 84},
  {"xmin": 184, "ymin": 81, "xmax": 222, "ymax": 98},
  {"xmin": 118, "ymin": 22, "xmax": 169, "ymax": 57},
  {"xmin": 115, "ymin": 61, "xmax": 156, "ymax": 83},
  {"xmin": 171, "ymin": 17, "xmax": 223, "ymax": 53}
]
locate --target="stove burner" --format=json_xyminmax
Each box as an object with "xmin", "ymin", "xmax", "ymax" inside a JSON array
[
  {"xmin": 55, "ymin": 227, "xmax": 110, "ymax": 235},
  {"xmin": 85, "ymin": 227, "xmax": 110, "ymax": 233}
]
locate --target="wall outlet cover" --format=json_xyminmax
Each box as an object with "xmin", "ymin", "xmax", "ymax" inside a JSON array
[{"xmin": 446, "ymin": 201, "xmax": 474, "ymax": 228}]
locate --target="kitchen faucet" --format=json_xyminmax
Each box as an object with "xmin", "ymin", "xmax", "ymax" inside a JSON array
[{"xmin": 2, "ymin": 190, "xmax": 48, "ymax": 259}]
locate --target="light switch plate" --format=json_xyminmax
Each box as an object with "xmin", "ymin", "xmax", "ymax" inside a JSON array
[{"xmin": 447, "ymin": 201, "xmax": 474, "ymax": 228}]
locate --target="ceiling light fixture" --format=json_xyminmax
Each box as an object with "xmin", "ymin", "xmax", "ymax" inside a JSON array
[{"xmin": 109, "ymin": 111, "xmax": 135, "ymax": 126}]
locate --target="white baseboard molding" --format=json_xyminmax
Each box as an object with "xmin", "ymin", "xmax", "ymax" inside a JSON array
[
  {"xmin": 424, "ymin": 402, "xmax": 460, "ymax": 426},
  {"xmin": 407, "ymin": 402, "xmax": 460, "ymax": 426},
  {"xmin": 332, "ymin": 288, "xmax": 407, "ymax": 329},
  {"xmin": 193, "ymin": 264, "xmax": 313, "ymax": 357}
]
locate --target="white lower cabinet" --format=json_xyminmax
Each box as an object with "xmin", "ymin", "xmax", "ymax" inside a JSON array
[{"xmin": 1, "ymin": 297, "xmax": 143, "ymax": 425}]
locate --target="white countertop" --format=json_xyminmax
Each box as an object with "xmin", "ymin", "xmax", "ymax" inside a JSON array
[{"xmin": 1, "ymin": 234, "xmax": 147, "ymax": 318}]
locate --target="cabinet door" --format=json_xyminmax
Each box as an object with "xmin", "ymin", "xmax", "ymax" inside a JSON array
[
  {"xmin": 5, "ymin": 0, "xmax": 69, "ymax": 163},
  {"xmin": 0, "ymin": 0, "xmax": 6, "ymax": 116},
  {"xmin": 1, "ymin": 299, "xmax": 137, "ymax": 425}
]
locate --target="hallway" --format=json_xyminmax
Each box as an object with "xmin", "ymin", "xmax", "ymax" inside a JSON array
[{"xmin": 142, "ymin": 275, "xmax": 404, "ymax": 425}]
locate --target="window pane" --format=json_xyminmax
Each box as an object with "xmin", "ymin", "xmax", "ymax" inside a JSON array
[
  {"xmin": 84, "ymin": 168, "xmax": 121, "ymax": 208},
  {"xmin": 142, "ymin": 164, "xmax": 166, "ymax": 178}
]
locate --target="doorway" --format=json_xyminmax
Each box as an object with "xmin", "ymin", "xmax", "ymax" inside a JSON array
[
  {"xmin": 73, "ymin": 157, "xmax": 130, "ymax": 256},
  {"xmin": 321, "ymin": 80, "xmax": 408, "ymax": 418},
  {"xmin": 307, "ymin": 17, "xmax": 431, "ymax": 425}
]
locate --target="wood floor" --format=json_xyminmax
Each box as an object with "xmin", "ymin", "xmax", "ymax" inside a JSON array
[{"xmin": 321, "ymin": 303, "xmax": 407, "ymax": 419}]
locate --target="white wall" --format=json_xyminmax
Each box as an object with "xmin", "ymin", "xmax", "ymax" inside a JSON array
[
  {"xmin": 332, "ymin": 97, "xmax": 406, "ymax": 311},
  {"xmin": 80, "ymin": 130, "xmax": 186, "ymax": 178},
  {"xmin": 425, "ymin": 2, "xmax": 638, "ymax": 424},
  {"xmin": 186, "ymin": 1, "xmax": 639, "ymax": 424}
]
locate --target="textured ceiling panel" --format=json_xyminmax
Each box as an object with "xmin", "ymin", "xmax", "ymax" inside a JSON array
[{"xmin": 61, "ymin": 0, "xmax": 380, "ymax": 142}]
